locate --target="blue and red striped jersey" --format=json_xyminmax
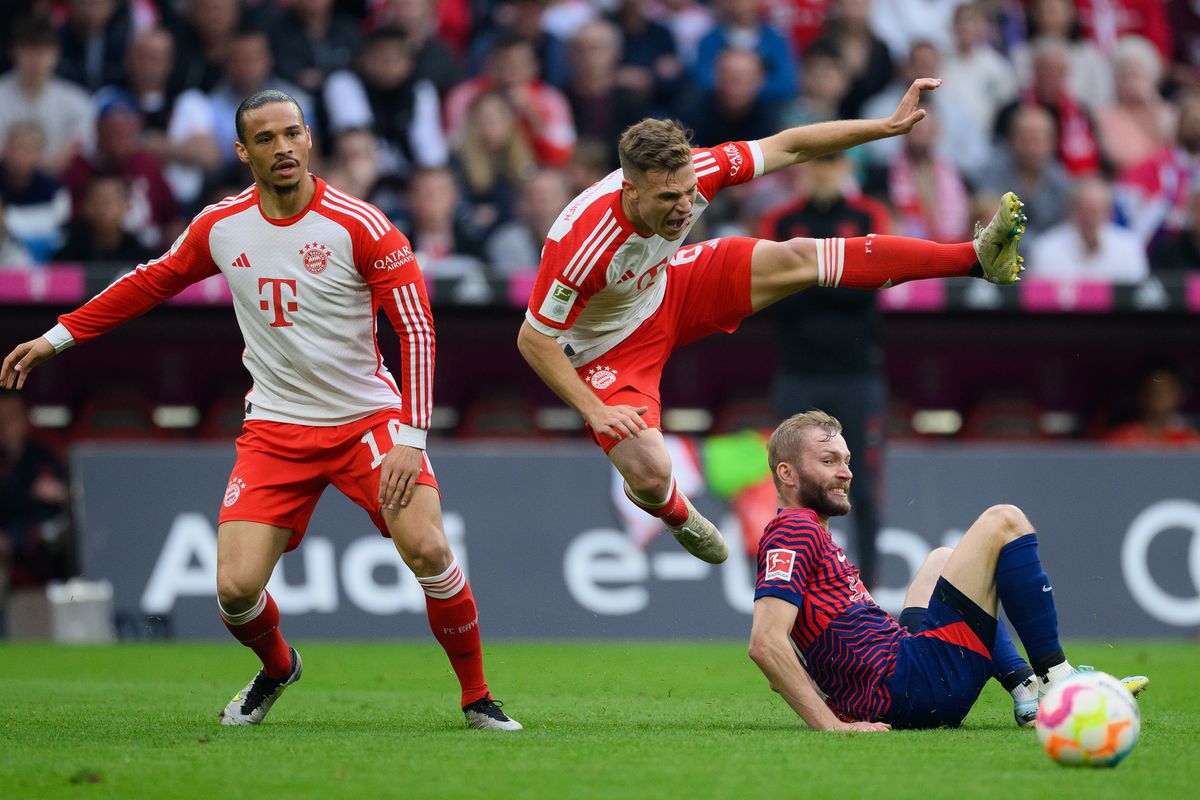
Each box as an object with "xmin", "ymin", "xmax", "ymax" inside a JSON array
[{"xmin": 754, "ymin": 507, "xmax": 905, "ymax": 721}]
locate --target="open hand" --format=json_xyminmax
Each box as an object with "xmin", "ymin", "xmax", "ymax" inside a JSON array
[
  {"xmin": 1, "ymin": 337, "xmax": 56, "ymax": 390},
  {"xmin": 885, "ymin": 78, "xmax": 941, "ymax": 136}
]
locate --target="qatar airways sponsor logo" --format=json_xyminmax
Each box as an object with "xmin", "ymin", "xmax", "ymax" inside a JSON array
[
  {"xmin": 374, "ymin": 246, "xmax": 415, "ymax": 270},
  {"xmin": 722, "ymin": 143, "xmax": 743, "ymax": 175}
]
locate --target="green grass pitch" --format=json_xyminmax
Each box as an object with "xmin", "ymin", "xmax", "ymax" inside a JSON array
[{"xmin": 2, "ymin": 640, "xmax": 1197, "ymax": 799}]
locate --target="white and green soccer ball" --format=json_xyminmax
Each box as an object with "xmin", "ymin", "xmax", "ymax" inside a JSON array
[{"xmin": 1036, "ymin": 671, "xmax": 1140, "ymax": 767}]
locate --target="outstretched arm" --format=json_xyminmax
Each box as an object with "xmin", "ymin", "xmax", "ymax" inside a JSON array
[
  {"xmin": 517, "ymin": 320, "xmax": 648, "ymax": 443},
  {"xmin": 756, "ymin": 78, "xmax": 940, "ymax": 175},
  {"xmin": 748, "ymin": 597, "xmax": 890, "ymax": 732},
  {"xmin": 1, "ymin": 223, "xmax": 220, "ymax": 390}
]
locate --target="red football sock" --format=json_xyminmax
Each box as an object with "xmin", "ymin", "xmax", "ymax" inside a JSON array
[
  {"xmin": 418, "ymin": 561, "xmax": 489, "ymax": 707},
  {"xmin": 624, "ymin": 479, "xmax": 689, "ymax": 527},
  {"xmin": 816, "ymin": 236, "xmax": 977, "ymax": 289},
  {"xmin": 220, "ymin": 591, "xmax": 292, "ymax": 679}
]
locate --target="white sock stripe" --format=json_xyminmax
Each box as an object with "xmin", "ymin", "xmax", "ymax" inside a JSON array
[
  {"xmin": 815, "ymin": 239, "xmax": 827, "ymax": 287},
  {"xmin": 834, "ymin": 238, "xmax": 845, "ymax": 288},
  {"xmin": 219, "ymin": 591, "xmax": 267, "ymax": 626},
  {"xmin": 417, "ymin": 560, "xmax": 466, "ymax": 599}
]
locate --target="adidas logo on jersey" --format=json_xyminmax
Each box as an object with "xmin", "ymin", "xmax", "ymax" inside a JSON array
[{"xmin": 231, "ymin": 252, "xmax": 252, "ymax": 269}]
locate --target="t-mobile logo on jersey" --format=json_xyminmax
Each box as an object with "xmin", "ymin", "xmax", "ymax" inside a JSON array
[{"xmin": 258, "ymin": 277, "xmax": 299, "ymax": 328}]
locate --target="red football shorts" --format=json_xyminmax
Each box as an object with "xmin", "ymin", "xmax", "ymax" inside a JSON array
[
  {"xmin": 575, "ymin": 236, "xmax": 756, "ymax": 452},
  {"xmin": 218, "ymin": 408, "xmax": 439, "ymax": 551}
]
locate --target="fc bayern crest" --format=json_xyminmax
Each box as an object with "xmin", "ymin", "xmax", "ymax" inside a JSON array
[
  {"xmin": 298, "ymin": 241, "xmax": 331, "ymax": 274},
  {"xmin": 586, "ymin": 365, "xmax": 618, "ymax": 390},
  {"xmin": 223, "ymin": 477, "xmax": 246, "ymax": 508}
]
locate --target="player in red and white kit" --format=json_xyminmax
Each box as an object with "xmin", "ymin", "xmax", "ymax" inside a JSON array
[
  {"xmin": 0, "ymin": 91, "xmax": 520, "ymax": 731},
  {"xmin": 519, "ymin": 79, "xmax": 1027, "ymax": 564}
]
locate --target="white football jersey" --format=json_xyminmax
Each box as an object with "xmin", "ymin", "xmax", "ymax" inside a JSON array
[
  {"xmin": 48, "ymin": 178, "xmax": 433, "ymax": 445},
  {"xmin": 526, "ymin": 140, "xmax": 763, "ymax": 366}
]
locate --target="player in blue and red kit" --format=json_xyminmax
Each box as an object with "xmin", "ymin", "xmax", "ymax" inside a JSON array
[{"xmin": 748, "ymin": 410, "xmax": 1148, "ymax": 730}]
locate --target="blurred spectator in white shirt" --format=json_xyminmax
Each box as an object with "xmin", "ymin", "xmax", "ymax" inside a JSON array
[
  {"xmin": 1011, "ymin": 0, "xmax": 1113, "ymax": 111},
  {"xmin": 870, "ymin": 0, "xmax": 964, "ymax": 60},
  {"xmin": 861, "ymin": 41, "xmax": 989, "ymax": 183},
  {"xmin": 0, "ymin": 16, "xmax": 96, "ymax": 174},
  {"xmin": 939, "ymin": 3, "xmax": 1017, "ymax": 134},
  {"xmin": 1029, "ymin": 177, "xmax": 1150, "ymax": 282}
]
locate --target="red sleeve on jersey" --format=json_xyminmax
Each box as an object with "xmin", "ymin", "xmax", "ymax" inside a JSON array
[
  {"xmin": 527, "ymin": 209, "xmax": 623, "ymax": 332},
  {"xmin": 355, "ymin": 222, "xmax": 435, "ymax": 431},
  {"xmin": 57, "ymin": 218, "xmax": 220, "ymax": 345},
  {"xmin": 692, "ymin": 141, "xmax": 760, "ymax": 201},
  {"xmin": 754, "ymin": 511, "xmax": 824, "ymax": 606}
]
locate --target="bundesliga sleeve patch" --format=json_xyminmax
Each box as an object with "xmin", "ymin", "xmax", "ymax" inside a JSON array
[
  {"xmin": 538, "ymin": 279, "xmax": 578, "ymax": 324},
  {"xmin": 764, "ymin": 549, "xmax": 797, "ymax": 581}
]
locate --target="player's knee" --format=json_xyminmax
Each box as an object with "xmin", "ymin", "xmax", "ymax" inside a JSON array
[
  {"xmin": 623, "ymin": 456, "xmax": 673, "ymax": 501},
  {"xmin": 216, "ymin": 570, "xmax": 266, "ymax": 612},
  {"xmin": 978, "ymin": 504, "xmax": 1033, "ymax": 544},
  {"xmin": 400, "ymin": 529, "xmax": 453, "ymax": 577},
  {"xmin": 925, "ymin": 546, "xmax": 953, "ymax": 572}
]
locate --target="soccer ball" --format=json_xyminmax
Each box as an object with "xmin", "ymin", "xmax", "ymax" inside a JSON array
[{"xmin": 1036, "ymin": 671, "xmax": 1140, "ymax": 767}]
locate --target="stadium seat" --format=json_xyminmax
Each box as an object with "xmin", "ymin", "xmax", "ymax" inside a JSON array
[
  {"xmin": 198, "ymin": 391, "xmax": 249, "ymax": 440},
  {"xmin": 961, "ymin": 397, "xmax": 1043, "ymax": 442},
  {"xmin": 712, "ymin": 395, "xmax": 775, "ymax": 434},
  {"xmin": 458, "ymin": 390, "xmax": 541, "ymax": 439},
  {"xmin": 71, "ymin": 383, "xmax": 167, "ymax": 441}
]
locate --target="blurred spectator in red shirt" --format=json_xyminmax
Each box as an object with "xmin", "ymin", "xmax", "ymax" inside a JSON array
[
  {"xmin": 1115, "ymin": 93, "xmax": 1200, "ymax": 246},
  {"xmin": 1105, "ymin": 366, "xmax": 1200, "ymax": 446},
  {"xmin": 1075, "ymin": 0, "xmax": 1171, "ymax": 62},
  {"xmin": 885, "ymin": 107, "xmax": 970, "ymax": 243},
  {"xmin": 995, "ymin": 36, "xmax": 1102, "ymax": 176},
  {"xmin": 445, "ymin": 32, "xmax": 576, "ymax": 167},
  {"xmin": 60, "ymin": 89, "xmax": 180, "ymax": 252}
]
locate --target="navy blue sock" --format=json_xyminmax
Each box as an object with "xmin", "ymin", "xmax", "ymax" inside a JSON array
[
  {"xmin": 996, "ymin": 532, "xmax": 1062, "ymax": 669},
  {"xmin": 992, "ymin": 621, "xmax": 1034, "ymax": 691}
]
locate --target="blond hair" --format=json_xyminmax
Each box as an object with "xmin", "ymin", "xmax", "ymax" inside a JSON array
[
  {"xmin": 617, "ymin": 118, "xmax": 693, "ymax": 178},
  {"xmin": 458, "ymin": 91, "xmax": 537, "ymax": 196},
  {"xmin": 767, "ymin": 410, "xmax": 843, "ymax": 492}
]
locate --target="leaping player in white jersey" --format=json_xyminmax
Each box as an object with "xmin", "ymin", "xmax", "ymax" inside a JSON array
[
  {"xmin": 1, "ymin": 90, "xmax": 521, "ymax": 731},
  {"xmin": 519, "ymin": 79, "xmax": 1027, "ymax": 564}
]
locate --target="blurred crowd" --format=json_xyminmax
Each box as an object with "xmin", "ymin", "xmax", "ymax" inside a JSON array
[{"xmin": 0, "ymin": 0, "xmax": 1199, "ymax": 284}]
